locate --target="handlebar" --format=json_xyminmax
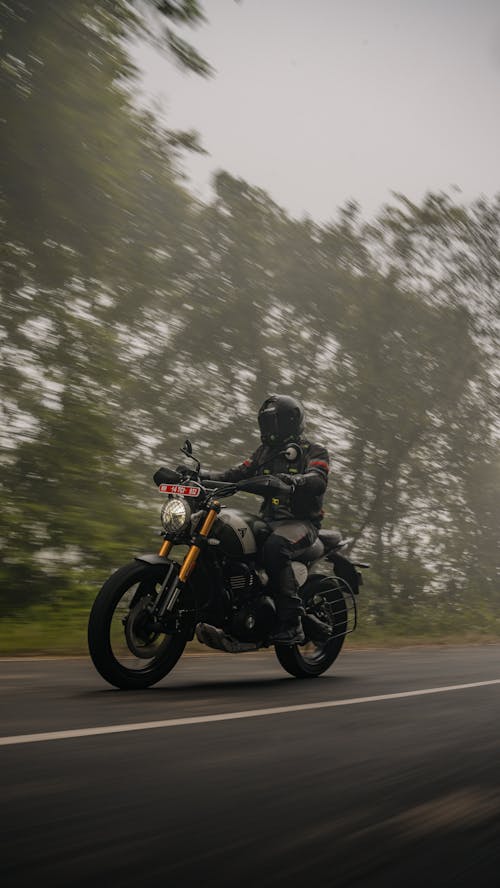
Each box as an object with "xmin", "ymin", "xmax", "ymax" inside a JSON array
[
  {"xmin": 202, "ymin": 480, "xmax": 235, "ymax": 490},
  {"xmin": 236, "ymin": 475, "xmax": 292, "ymax": 495},
  {"xmin": 154, "ymin": 468, "xmax": 292, "ymax": 498},
  {"xmin": 202, "ymin": 476, "xmax": 292, "ymax": 497}
]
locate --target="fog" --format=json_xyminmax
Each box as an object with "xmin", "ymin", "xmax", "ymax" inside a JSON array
[{"xmin": 132, "ymin": 0, "xmax": 500, "ymax": 219}]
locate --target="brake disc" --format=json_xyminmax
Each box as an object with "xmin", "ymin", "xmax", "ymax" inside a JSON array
[{"xmin": 124, "ymin": 598, "xmax": 169, "ymax": 659}]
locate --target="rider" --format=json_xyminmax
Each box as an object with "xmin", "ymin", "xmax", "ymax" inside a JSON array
[{"xmin": 202, "ymin": 394, "xmax": 330, "ymax": 645}]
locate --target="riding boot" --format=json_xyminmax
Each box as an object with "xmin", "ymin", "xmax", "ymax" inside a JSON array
[{"xmin": 270, "ymin": 565, "xmax": 305, "ymax": 645}]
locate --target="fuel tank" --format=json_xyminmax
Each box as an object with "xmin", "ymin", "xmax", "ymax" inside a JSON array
[{"xmin": 212, "ymin": 509, "xmax": 269, "ymax": 558}]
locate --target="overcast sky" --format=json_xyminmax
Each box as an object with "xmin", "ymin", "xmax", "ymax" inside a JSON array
[{"xmin": 133, "ymin": 0, "xmax": 500, "ymax": 221}]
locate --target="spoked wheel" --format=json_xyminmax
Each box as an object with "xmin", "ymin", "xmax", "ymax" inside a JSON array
[
  {"xmin": 275, "ymin": 575, "xmax": 349, "ymax": 678},
  {"xmin": 88, "ymin": 561, "xmax": 188, "ymax": 689}
]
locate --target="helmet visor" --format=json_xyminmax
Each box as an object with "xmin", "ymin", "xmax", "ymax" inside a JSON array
[{"xmin": 258, "ymin": 407, "xmax": 279, "ymax": 442}]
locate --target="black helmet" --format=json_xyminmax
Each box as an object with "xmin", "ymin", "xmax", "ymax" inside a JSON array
[{"xmin": 258, "ymin": 394, "xmax": 305, "ymax": 445}]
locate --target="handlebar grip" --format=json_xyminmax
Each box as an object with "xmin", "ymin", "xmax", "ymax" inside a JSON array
[
  {"xmin": 153, "ymin": 467, "xmax": 181, "ymax": 487},
  {"xmin": 237, "ymin": 475, "xmax": 292, "ymax": 495},
  {"xmin": 203, "ymin": 480, "xmax": 235, "ymax": 490}
]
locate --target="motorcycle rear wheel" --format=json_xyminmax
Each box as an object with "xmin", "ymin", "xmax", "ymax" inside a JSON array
[
  {"xmin": 275, "ymin": 576, "xmax": 348, "ymax": 678},
  {"xmin": 88, "ymin": 560, "xmax": 188, "ymax": 689}
]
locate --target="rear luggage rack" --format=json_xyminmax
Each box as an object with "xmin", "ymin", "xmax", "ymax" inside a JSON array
[
  {"xmin": 329, "ymin": 577, "xmax": 357, "ymax": 638},
  {"xmin": 307, "ymin": 576, "xmax": 357, "ymax": 640}
]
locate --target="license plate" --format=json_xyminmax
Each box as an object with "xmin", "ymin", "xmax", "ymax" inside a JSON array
[{"xmin": 159, "ymin": 483, "xmax": 201, "ymax": 497}]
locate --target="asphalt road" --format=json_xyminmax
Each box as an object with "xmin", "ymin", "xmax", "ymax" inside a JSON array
[{"xmin": 2, "ymin": 644, "xmax": 500, "ymax": 887}]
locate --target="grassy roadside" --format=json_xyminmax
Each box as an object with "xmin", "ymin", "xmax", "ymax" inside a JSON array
[{"xmin": 1, "ymin": 604, "xmax": 500, "ymax": 656}]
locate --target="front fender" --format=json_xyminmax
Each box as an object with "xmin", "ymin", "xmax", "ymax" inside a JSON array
[{"xmin": 134, "ymin": 553, "xmax": 172, "ymax": 566}]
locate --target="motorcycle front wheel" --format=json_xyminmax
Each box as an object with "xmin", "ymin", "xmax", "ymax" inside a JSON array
[
  {"xmin": 275, "ymin": 576, "xmax": 348, "ymax": 679},
  {"xmin": 88, "ymin": 560, "xmax": 188, "ymax": 689}
]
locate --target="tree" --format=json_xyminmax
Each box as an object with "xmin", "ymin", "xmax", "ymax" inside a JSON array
[
  {"xmin": 1, "ymin": 1, "xmax": 498, "ymax": 634},
  {"xmin": 0, "ymin": 0, "xmax": 207, "ymax": 613}
]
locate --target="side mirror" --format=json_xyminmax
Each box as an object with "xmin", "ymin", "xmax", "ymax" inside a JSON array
[{"xmin": 180, "ymin": 438, "xmax": 200, "ymax": 475}]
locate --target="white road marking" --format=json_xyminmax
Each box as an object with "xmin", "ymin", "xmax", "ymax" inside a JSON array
[{"xmin": 1, "ymin": 678, "xmax": 499, "ymax": 747}]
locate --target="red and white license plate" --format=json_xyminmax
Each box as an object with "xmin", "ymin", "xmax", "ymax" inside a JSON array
[{"xmin": 159, "ymin": 483, "xmax": 201, "ymax": 497}]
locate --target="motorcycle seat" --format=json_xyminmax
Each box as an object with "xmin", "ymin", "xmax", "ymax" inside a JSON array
[
  {"xmin": 293, "ymin": 537, "xmax": 325, "ymax": 564},
  {"xmin": 318, "ymin": 529, "xmax": 343, "ymax": 549}
]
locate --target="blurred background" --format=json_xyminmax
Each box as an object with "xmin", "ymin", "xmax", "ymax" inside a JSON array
[{"xmin": 1, "ymin": 0, "xmax": 499, "ymax": 652}]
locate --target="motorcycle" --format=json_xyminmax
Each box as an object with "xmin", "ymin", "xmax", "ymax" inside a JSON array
[{"xmin": 88, "ymin": 439, "xmax": 369, "ymax": 689}]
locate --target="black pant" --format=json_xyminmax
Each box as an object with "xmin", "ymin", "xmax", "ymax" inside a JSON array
[{"xmin": 261, "ymin": 520, "xmax": 317, "ymax": 624}]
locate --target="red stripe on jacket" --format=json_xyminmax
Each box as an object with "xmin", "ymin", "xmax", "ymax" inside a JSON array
[{"xmin": 308, "ymin": 459, "xmax": 329, "ymax": 472}]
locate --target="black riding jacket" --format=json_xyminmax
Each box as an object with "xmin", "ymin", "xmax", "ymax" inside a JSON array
[{"xmin": 214, "ymin": 439, "xmax": 329, "ymax": 526}]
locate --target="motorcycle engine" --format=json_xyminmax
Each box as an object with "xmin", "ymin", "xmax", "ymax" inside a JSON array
[
  {"xmin": 230, "ymin": 596, "xmax": 276, "ymax": 641},
  {"xmin": 224, "ymin": 561, "xmax": 276, "ymax": 641},
  {"xmin": 224, "ymin": 561, "xmax": 256, "ymax": 597}
]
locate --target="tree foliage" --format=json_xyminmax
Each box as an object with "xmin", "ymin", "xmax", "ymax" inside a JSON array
[{"xmin": 0, "ymin": 1, "xmax": 498, "ymax": 638}]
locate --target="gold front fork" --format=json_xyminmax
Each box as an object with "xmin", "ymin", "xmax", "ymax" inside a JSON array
[
  {"xmin": 158, "ymin": 539, "xmax": 174, "ymax": 558},
  {"xmin": 178, "ymin": 505, "xmax": 220, "ymax": 582}
]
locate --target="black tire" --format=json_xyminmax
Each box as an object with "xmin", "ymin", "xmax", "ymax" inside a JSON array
[
  {"xmin": 88, "ymin": 560, "xmax": 188, "ymax": 689},
  {"xmin": 275, "ymin": 575, "xmax": 348, "ymax": 678}
]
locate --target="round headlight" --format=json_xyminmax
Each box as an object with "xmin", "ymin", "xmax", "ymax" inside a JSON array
[{"xmin": 160, "ymin": 498, "xmax": 191, "ymax": 534}]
